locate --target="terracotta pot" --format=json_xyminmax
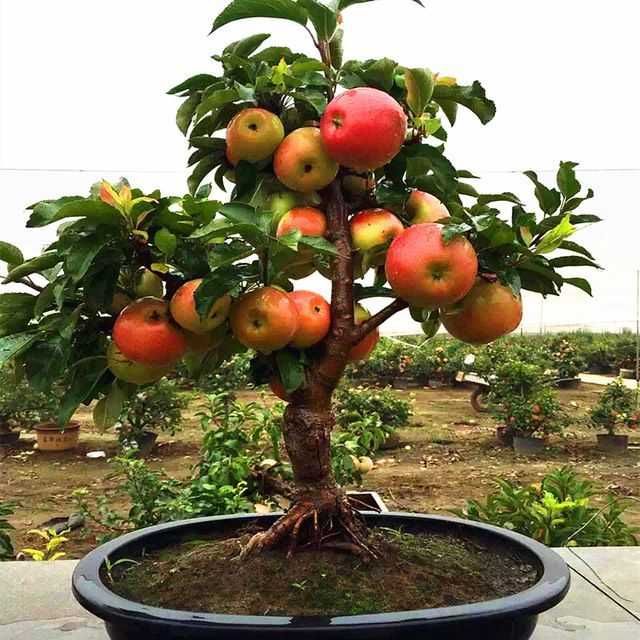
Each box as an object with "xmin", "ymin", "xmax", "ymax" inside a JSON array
[
  {"xmin": 513, "ymin": 435, "xmax": 545, "ymax": 456},
  {"xmin": 34, "ymin": 421, "xmax": 80, "ymax": 451},
  {"xmin": 597, "ymin": 433, "xmax": 628, "ymax": 454}
]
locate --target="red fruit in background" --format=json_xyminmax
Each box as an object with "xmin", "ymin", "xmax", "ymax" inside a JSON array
[
  {"xmin": 385, "ymin": 223, "xmax": 478, "ymax": 308},
  {"xmin": 225, "ymin": 108, "xmax": 285, "ymax": 166},
  {"xmin": 350, "ymin": 209, "xmax": 404, "ymax": 252},
  {"xmin": 269, "ymin": 375, "xmax": 291, "ymax": 402},
  {"xmin": 441, "ymin": 280, "xmax": 523, "ymax": 345},
  {"xmin": 406, "ymin": 190, "xmax": 450, "ymax": 224},
  {"xmin": 230, "ymin": 287, "xmax": 299, "ymax": 353},
  {"xmin": 170, "ymin": 279, "xmax": 231, "ymax": 335},
  {"xmin": 289, "ymin": 291, "xmax": 331, "ymax": 348},
  {"xmin": 276, "ymin": 207, "xmax": 327, "ymax": 239},
  {"xmin": 348, "ymin": 303, "xmax": 379, "ymax": 362},
  {"xmin": 273, "ymin": 127, "xmax": 339, "ymax": 192},
  {"xmin": 113, "ymin": 297, "xmax": 187, "ymax": 366},
  {"xmin": 320, "ymin": 88, "xmax": 407, "ymax": 172}
]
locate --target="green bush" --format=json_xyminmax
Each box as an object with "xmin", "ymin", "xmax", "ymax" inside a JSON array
[
  {"xmin": 488, "ymin": 361, "xmax": 567, "ymax": 438},
  {"xmin": 116, "ymin": 380, "xmax": 185, "ymax": 447},
  {"xmin": 0, "ymin": 501, "xmax": 15, "ymax": 560},
  {"xmin": 334, "ymin": 385, "xmax": 413, "ymax": 430},
  {"xmin": 0, "ymin": 366, "xmax": 59, "ymax": 430},
  {"xmin": 457, "ymin": 467, "xmax": 638, "ymax": 547},
  {"xmin": 589, "ymin": 378, "xmax": 639, "ymax": 435}
]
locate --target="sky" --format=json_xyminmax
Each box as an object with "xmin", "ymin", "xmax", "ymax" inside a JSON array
[{"xmin": 1, "ymin": 0, "xmax": 639, "ymax": 334}]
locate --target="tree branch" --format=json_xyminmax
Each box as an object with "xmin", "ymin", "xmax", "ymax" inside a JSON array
[{"xmin": 353, "ymin": 298, "xmax": 408, "ymax": 343}]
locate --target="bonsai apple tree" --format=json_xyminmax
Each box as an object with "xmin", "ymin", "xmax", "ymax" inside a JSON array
[{"xmin": 0, "ymin": 0, "xmax": 601, "ymax": 557}]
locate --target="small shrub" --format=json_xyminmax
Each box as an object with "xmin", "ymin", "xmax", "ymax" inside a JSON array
[
  {"xmin": 334, "ymin": 385, "xmax": 413, "ymax": 430},
  {"xmin": 20, "ymin": 528, "xmax": 69, "ymax": 561},
  {"xmin": 116, "ymin": 379, "xmax": 185, "ymax": 447},
  {"xmin": 488, "ymin": 361, "xmax": 567, "ymax": 438},
  {"xmin": 457, "ymin": 466, "xmax": 638, "ymax": 547},
  {"xmin": 548, "ymin": 338, "xmax": 585, "ymax": 379},
  {"xmin": 0, "ymin": 501, "xmax": 16, "ymax": 560},
  {"xmin": 589, "ymin": 379, "xmax": 639, "ymax": 435}
]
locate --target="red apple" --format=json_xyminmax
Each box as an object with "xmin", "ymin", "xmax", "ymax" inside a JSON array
[
  {"xmin": 225, "ymin": 108, "xmax": 285, "ymax": 166},
  {"xmin": 320, "ymin": 87, "xmax": 408, "ymax": 172},
  {"xmin": 385, "ymin": 223, "xmax": 478, "ymax": 308},
  {"xmin": 350, "ymin": 209, "xmax": 404, "ymax": 252},
  {"xmin": 107, "ymin": 341, "xmax": 172, "ymax": 385},
  {"xmin": 274, "ymin": 127, "xmax": 339, "ymax": 192},
  {"xmin": 289, "ymin": 290, "xmax": 331, "ymax": 348},
  {"xmin": 230, "ymin": 287, "xmax": 299, "ymax": 353},
  {"xmin": 276, "ymin": 207, "xmax": 327, "ymax": 239},
  {"xmin": 406, "ymin": 190, "xmax": 450, "ymax": 224},
  {"xmin": 113, "ymin": 297, "xmax": 187, "ymax": 365},
  {"xmin": 170, "ymin": 279, "xmax": 231, "ymax": 335},
  {"xmin": 441, "ymin": 280, "xmax": 523, "ymax": 344},
  {"xmin": 349, "ymin": 303, "xmax": 379, "ymax": 362}
]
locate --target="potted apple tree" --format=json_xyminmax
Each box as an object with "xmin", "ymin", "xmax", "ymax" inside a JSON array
[
  {"xmin": 0, "ymin": 1, "xmax": 601, "ymax": 638},
  {"xmin": 589, "ymin": 378, "xmax": 638, "ymax": 453}
]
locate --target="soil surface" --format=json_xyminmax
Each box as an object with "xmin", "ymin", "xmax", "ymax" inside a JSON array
[
  {"xmin": 1, "ymin": 384, "xmax": 639, "ymax": 559},
  {"xmin": 111, "ymin": 526, "xmax": 539, "ymax": 615}
]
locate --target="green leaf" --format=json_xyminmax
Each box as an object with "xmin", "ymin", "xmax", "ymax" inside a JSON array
[
  {"xmin": 421, "ymin": 310, "xmax": 441, "ymax": 339},
  {"xmin": 477, "ymin": 192, "xmax": 522, "ymax": 206},
  {"xmin": 28, "ymin": 198, "xmax": 122, "ymax": 228},
  {"xmin": 211, "ymin": 0, "xmax": 309, "ymax": 33},
  {"xmin": 0, "ymin": 293, "xmax": 36, "ymax": 315},
  {"xmin": 168, "ymin": 74, "xmax": 218, "ymax": 95},
  {"xmin": 93, "ymin": 382, "xmax": 127, "ymax": 431},
  {"xmin": 58, "ymin": 356, "xmax": 109, "ymax": 426},
  {"xmin": 559, "ymin": 240, "xmax": 595, "ymax": 261},
  {"xmin": 535, "ymin": 214, "xmax": 576, "ymax": 255},
  {"xmin": 276, "ymin": 349, "xmax": 305, "ymax": 393},
  {"xmin": 432, "ymin": 81, "xmax": 496, "ymax": 125},
  {"xmin": 196, "ymin": 88, "xmax": 240, "ymax": 120},
  {"xmin": 0, "ymin": 333, "xmax": 38, "ymax": 368},
  {"xmin": 563, "ymin": 277, "xmax": 593, "ymax": 296},
  {"xmin": 563, "ymin": 188, "xmax": 594, "ymax": 213},
  {"xmin": 195, "ymin": 270, "xmax": 237, "ymax": 318},
  {"xmin": 188, "ymin": 155, "xmax": 225, "ymax": 195},
  {"xmin": 353, "ymin": 284, "xmax": 396, "ymax": 300},
  {"xmin": 299, "ymin": 236, "xmax": 339, "ymax": 256},
  {"xmin": 299, "ymin": 0, "xmax": 337, "ymax": 40},
  {"xmin": 523, "ymin": 171, "xmax": 562, "ymax": 215},
  {"xmin": 176, "ymin": 94, "xmax": 200, "ymax": 135},
  {"xmin": 404, "ymin": 67, "xmax": 434, "ymax": 116},
  {"xmin": 3, "ymin": 252, "xmax": 61, "ymax": 284},
  {"xmin": 64, "ymin": 236, "xmax": 107, "ymax": 282},
  {"xmin": 338, "ymin": 0, "xmax": 424, "ymax": 8},
  {"xmin": 0, "ymin": 241, "xmax": 24, "ymax": 268},
  {"xmin": 556, "ymin": 161, "xmax": 581, "ymax": 199},
  {"xmin": 155, "ymin": 228, "xmax": 178, "ymax": 257},
  {"xmin": 292, "ymin": 89, "xmax": 327, "ymax": 116},
  {"xmin": 549, "ymin": 255, "xmax": 601, "ymax": 270},
  {"xmin": 223, "ymin": 33, "xmax": 271, "ymax": 57}
]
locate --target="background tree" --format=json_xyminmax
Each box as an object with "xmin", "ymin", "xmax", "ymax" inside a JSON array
[{"xmin": 0, "ymin": 0, "xmax": 600, "ymax": 556}]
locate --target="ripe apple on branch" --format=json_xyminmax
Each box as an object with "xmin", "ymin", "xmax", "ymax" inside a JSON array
[{"xmin": 0, "ymin": 0, "xmax": 602, "ymax": 558}]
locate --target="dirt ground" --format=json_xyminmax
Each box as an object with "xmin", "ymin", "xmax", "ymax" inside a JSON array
[{"xmin": 1, "ymin": 383, "xmax": 639, "ymax": 559}]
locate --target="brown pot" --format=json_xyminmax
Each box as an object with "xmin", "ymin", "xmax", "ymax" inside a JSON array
[
  {"xmin": 496, "ymin": 426, "xmax": 514, "ymax": 447},
  {"xmin": 597, "ymin": 433, "xmax": 628, "ymax": 454},
  {"xmin": 34, "ymin": 421, "xmax": 80, "ymax": 451}
]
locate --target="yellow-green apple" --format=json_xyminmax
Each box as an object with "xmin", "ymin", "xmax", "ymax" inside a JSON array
[
  {"xmin": 277, "ymin": 207, "xmax": 327, "ymax": 280},
  {"xmin": 134, "ymin": 268, "xmax": 163, "ymax": 298},
  {"xmin": 169, "ymin": 279, "xmax": 231, "ymax": 335},
  {"xmin": 107, "ymin": 341, "xmax": 172, "ymax": 385},
  {"xmin": 273, "ymin": 127, "xmax": 339, "ymax": 192},
  {"xmin": 289, "ymin": 290, "xmax": 331, "ymax": 348},
  {"xmin": 230, "ymin": 287, "xmax": 299, "ymax": 352},
  {"xmin": 350, "ymin": 209, "xmax": 404, "ymax": 252},
  {"xmin": 441, "ymin": 280, "xmax": 523, "ymax": 344},
  {"xmin": 385, "ymin": 223, "xmax": 478, "ymax": 308},
  {"xmin": 267, "ymin": 190, "xmax": 302, "ymax": 227},
  {"xmin": 320, "ymin": 87, "xmax": 407, "ymax": 172},
  {"xmin": 225, "ymin": 108, "xmax": 285, "ymax": 166},
  {"xmin": 113, "ymin": 297, "xmax": 187, "ymax": 365},
  {"xmin": 349, "ymin": 303, "xmax": 379, "ymax": 362},
  {"xmin": 406, "ymin": 190, "xmax": 450, "ymax": 224}
]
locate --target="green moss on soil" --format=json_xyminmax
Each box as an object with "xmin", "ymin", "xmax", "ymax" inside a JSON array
[{"xmin": 109, "ymin": 526, "xmax": 539, "ymax": 616}]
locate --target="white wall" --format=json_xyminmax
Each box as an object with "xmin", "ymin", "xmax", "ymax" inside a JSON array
[{"xmin": 1, "ymin": 0, "xmax": 639, "ymax": 334}]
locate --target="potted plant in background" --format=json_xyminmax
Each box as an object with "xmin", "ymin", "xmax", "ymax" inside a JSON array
[
  {"xmin": 489, "ymin": 361, "xmax": 567, "ymax": 455},
  {"xmin": 113, "ymin": 379, "xmax": 185, "ymax": 456},
  {"xmin": 589, "ymin": 378, "xmax": 638, "ymax": 453},
  {"xmin": 0, "ymin": 0, "xmax": 602, "ymax": 637},
  {"xmin": 549, "ymin": 337, "xmax": 584, "ymax": 387}
]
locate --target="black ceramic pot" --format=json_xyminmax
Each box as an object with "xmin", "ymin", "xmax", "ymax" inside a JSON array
[{"xmin": 72, "ymin": 513, "xmax": 570, "ymax": 640}]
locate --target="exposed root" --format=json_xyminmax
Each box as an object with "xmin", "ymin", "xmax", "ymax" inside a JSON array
[{"xmin": 240, "ymin": 492, "xmax": 377, "ymax": 561}]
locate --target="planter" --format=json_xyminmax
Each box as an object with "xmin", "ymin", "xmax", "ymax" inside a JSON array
[
  {"xmin": 0, "ymin": 429, "xmax": 20, "ymax": 447},
  {"xmin": 391, "ymin": 378, "xmax": 409, "ymax": 390},
  {"xmin": 34, "ymin": 421, "xmax": 80, "ymax": 451},
  {"xmin": 597, "ymin": 433, "xmax": 629, "ymax": 454},
  {"xmin": 513, "ymin": 435, "xmax": 545, "ymax": 456},
  {"xmin": 72, "ymin": 512, "xmax": 569, "ymax": 640},
  {"xmin": 619, "ymin": 368, "xmax": 635, "ymax": 380},
  {"xmin": 134, "ymin": 430, "xmax": 158, "ymax": 457},
  {"xmin": 496, "ymin": 426, "xmax": 514, "ymax": 447},
  {"xmin": 346, "ymin": 491, "xmax": 388, "ymax": 512},
  {"xmin": 555, "ymin": 377, "xmax": 581, "ymax": 389}
]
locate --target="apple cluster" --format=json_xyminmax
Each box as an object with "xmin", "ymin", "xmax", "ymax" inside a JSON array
[{"xmin": 107, "ymin": 86, "xmax": 524, "ymax": 393}]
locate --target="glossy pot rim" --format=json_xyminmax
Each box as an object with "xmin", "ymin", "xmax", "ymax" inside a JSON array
[{"xmin": 72, "ymin": 512, "xmax": 570, "ymax": 631}]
